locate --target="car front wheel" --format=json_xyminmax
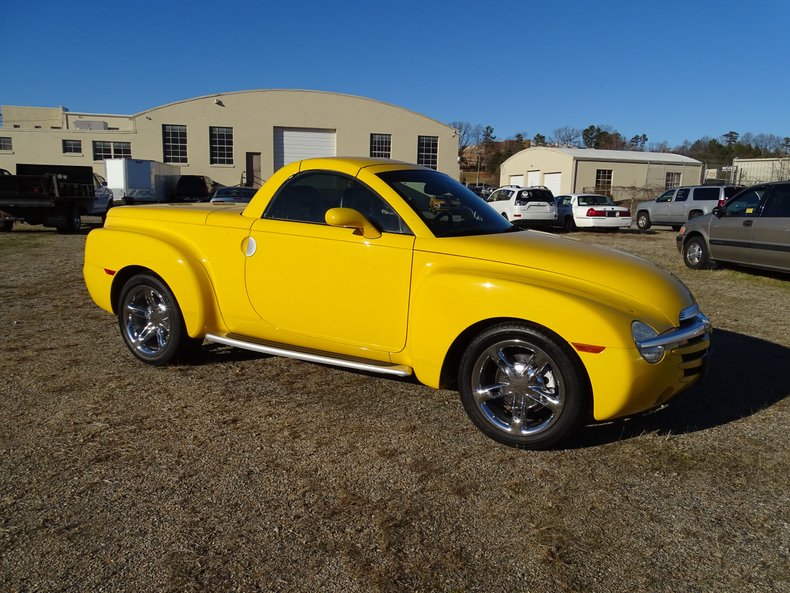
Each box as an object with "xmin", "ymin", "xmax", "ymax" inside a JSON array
[
  {"xmin": 458, "ymin": 322, "xmax": 588, "ymax": 449},
  {"xmin": 636, "ymin": 211, "xmax": 651, "ymax": 230},
  {"xmin": 117, "ymin": 273, "xmax": 201, "ymax": 365},
  {"xmin": 683, "ymin": 236, "xmax": 711, "ymax": 270}
]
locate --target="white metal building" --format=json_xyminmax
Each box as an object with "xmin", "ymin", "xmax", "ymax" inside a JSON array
[{"xmin": 499, "ymin": 147, "xmax": 703, "ymax": 197}]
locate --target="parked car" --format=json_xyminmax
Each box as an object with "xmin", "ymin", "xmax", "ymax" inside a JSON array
[
  {"xmin": 84, "ymin": 157, "xmax": 711, "ymax": 450},
  {"xmin": 173, "ymin": 175, "xmax": 221, "ymax": 202},
  {"xmin": 209, "ymin": 186, "xmax": 258, "ymax": 204},
  {"xmin": 468, "ymin": 183, "xmax": 494, "ymax": 198},
  {"xmin": 555, "ymin": 193, "xmax": 632, "ymax": 231},
  {"xmin": 637, "ymin": 185, "xmax": 743, "ymax": 230},
  {"xmin": 677, "ymin": 181, "xmax": 790, "ymax": 273},
  {"xmin": 486, "ymin": 185, "xmax": 557, "ymax": 225}
]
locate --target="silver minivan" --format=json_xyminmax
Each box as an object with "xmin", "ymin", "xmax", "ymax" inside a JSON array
[{"xmin": 677, "ymin": 182, "xmax": 790, "ymax": 273}]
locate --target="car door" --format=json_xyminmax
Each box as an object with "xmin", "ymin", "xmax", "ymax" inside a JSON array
[
  {"xmin": 244, "ymin": 171, "xmax": 415, "ymax": 352},
  {"xmin": 750, "ymin": 183, "xmax": 790, "ymax": 271},
  {"xmin": 651, "ymin": 189, "xmax": 675, "ymax": 223},
  {"xmin": 707, "ymin": 186, "xmax": 767, "ymax": 264},
  {"xmin": 666, "ymin": 188, "xmax": 690, "ymax": 224},
  {"xmin": 488, "ymin": 189, "xmax": 514, "ymax": 219}
]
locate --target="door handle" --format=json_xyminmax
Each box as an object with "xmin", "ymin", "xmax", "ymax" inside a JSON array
[{"xmin": 743, "ymin": 220, "xmax": 754, "ymax": 227}]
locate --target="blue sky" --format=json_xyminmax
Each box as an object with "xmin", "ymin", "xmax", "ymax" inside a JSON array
[{"xmin": 2, "ymin": 0, "xmax": 788, "ymax": 147}]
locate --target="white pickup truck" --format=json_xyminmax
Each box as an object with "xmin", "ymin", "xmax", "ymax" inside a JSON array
[{"xmin": 636, "ymin": 185, "xmax": 742, "ymax": 230}]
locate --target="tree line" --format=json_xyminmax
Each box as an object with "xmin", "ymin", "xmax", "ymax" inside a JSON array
[{"xmin": 450, "ymin": 122, "xmax": 790, "ymax": 177}]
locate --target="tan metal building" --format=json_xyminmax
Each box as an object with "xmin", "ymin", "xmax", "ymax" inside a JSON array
[
  {"xmin": 0, "ymin": 90, "xmax": 459, "ymax": 186},
  {"xmin": 499, "ymin": 147, "xmax": 703, "ymax": 199}
]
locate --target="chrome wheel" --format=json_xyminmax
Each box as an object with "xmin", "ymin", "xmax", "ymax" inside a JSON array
[
  {"xmin": 122, "ymin": 284, "xmax": 172, "ymax": 357},
  {"xmin": 458, "ymin": 323, "xmax": 587, "ymax": 449},
  {"xmin": 471, "ymin": 338, "xmax": 564, "ymax": 436},
  {"xmin": 117, "ymin": 273, "xmax": 199, "ymax": 365}
]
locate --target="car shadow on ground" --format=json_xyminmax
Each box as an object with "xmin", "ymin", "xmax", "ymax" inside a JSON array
[{"xmin": 568, "ymin": 328, "xmax": 790, "ymax": 448}]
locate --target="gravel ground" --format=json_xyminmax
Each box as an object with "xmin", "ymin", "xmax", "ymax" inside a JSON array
[{"xmin": 1, "ymin": 222, "xmax": 788, "ymax": 593}]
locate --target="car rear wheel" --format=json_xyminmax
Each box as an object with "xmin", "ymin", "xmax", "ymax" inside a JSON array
[
  {"xmin": 636, "ymin": 211, "xmax": 651, "ymax": 230},
  {"xmin": 564, "ymin": 216, "xmax": 576, "ymax": 232},
  {"xmin": 458, "ymin": 322, "xmax": 588, "ymax": 449},
  {"xmin": 683, "ymin": 236, "xmax": 711, "ymax": 270},
  {"xmin": 117, "ymin": 273, "xmax": 201, "ymax": 365},
  {"xmin": 0, "ymin": 220, "xmax": 13, "ymax": 232}
]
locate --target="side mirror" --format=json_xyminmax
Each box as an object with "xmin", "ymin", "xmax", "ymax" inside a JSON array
[
  {"xmin": 712, "ymin": 206, "xmax": 722, "ymax": 217},
  {"xmin": 325, "ymin": 207, "xmax": 381, "ymax": 239}
]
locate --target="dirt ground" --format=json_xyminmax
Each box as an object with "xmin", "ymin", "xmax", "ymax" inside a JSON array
[{"xmin": 1, "ymin": 221, "xmax": 788, "ymax": 593}]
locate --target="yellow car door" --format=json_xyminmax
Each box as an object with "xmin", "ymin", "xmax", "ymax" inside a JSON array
[{"xmin": 244, "ymin": 171, "xmax": 415, "ymax": 353}]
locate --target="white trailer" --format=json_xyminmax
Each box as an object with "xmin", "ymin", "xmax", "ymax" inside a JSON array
[{"xmin": 105, "ymin": 159, "xmax": 181, "ymax": 204}]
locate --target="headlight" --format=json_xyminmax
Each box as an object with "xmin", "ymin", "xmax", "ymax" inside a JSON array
[{"xmin": 632, "ymin": 321, "xmax": 666, "ymax": 363}]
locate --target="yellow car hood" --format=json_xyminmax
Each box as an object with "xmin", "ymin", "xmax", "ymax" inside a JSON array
[{"xmin": 416, "ymin": 230, "xmax": 693, "ymax": 328}]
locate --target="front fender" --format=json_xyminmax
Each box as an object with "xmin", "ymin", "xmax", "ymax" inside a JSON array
[
  {"xmin": 83, "ymin": 228, "xmax": 222, "ymax": 337},
  {"xmin": 404, "ymin": 257, "xmax": 644, "ymax": 389}
]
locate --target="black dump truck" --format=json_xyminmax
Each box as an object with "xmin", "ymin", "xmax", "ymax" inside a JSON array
[{"xmin": 0, "ymin": 164, "xmax": 114, "ymax": 233}]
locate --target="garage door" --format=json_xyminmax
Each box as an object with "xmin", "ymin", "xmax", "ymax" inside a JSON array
[
  {"xmin": 543, "ymin": 172, "xmax": 562, "ymax": 196},
  {"xmin": 274, "ymin": 127, "xmax": 337, "ymax": 170},
  {"xmin": 509, "ymin": 174, "xmax": 524, "ymax": 186},
  {"xmin": 527, "ymin": 171, "xmax": 540, "ymax": 186}
]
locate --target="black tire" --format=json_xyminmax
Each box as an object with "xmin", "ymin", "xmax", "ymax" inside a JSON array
[
  {"xmin": 457, "ymin": 322, "xmax": 589, "ymax": 449},
  {"xmin": 636, "ymin": 211, "xmax": 651, "ymax": 230},
  {"xmin": 683, "ymin": 236, "xmax": 711, "ymax": 270},
  {"xmin": 117, "ymin": 273, "xmax": 201, "ymax": 365},
  {"xmin": 0, "ymin": 220, "xmax": 13, "ymax": 232},
  {"xmin": 671, "ymin": 225, "xmax": 682, "ymax": 231},
  {"xmin": 56, "ymin": 209, "xmax": 81, "ymax": 234},
  {"xmin": 564, "ymin": 215, "xmax": 576, "ymax": 232},
  {"xmin": 501, "ymin": 212, "xmax": 509, "ymax": 220}
]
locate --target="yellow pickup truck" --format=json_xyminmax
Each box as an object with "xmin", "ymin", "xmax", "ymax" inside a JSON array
[{"xmin": 84, "ymin": 157, "xmax": 711, "ymax": 449}]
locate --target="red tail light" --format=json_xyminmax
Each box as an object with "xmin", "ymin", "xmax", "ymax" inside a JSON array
[
  {"xmin": 617, "ymin": 210, "xmax": 630, "ymax": 217},
  {"xmin": 586, "ymin": 208, "xmax": 606, "ymax": 217}
]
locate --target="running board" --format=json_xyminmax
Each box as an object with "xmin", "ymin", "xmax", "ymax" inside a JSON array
[{"xmin": 204, "ymin": 333, "xmax": 413, "ymax": 377}]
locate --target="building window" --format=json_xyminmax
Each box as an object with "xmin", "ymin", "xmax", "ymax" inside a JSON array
[
  {"xmin": 595, "ymin": 169, "xmax": 613, "ymax": 194},
  {"xmin": 209, "ymin": 126, "xmax": 234, "ymax": 165},
  {"xmin": 370, "ymin": 133, "xmax": 392, "ymax": 158},
  {"xmin": 0, "ymin": 137, "xmax": 11, "ymax": 151},
  {"xmin": 163, "ymin": 124, "xmax": 188, "ymax": 163},
  {"xmin": 92, "ymin": 141, "xmax": 131, "ymax": 160},
  {"xmin": 417, "ymin": 135, "xmax": 438, "ymax": 169},
  {"xmin": 665, "ymin": 171, "xmax": 681, "ymax": 189},
  {"xmin": 62, "ymin": 139, "xmax": 82, "ymax": 154}
]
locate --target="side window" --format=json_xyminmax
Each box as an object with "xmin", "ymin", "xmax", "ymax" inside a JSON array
[
  {"xmin": 761, "ymin": 185, "xmax": 790, "ymax": 218},
  {"xmin": 691, "ymin": 187, "xmax": 719, "ymax": 201},
  {"xmin": 339, "ymin": 181, "xmax": 408, "ymax": 234},
  {"xmin": 723, "ymin": 188, "xmax": 767, "ymax": 217},
  {"xmin": 263, "ymin": 171, "xmax": 344, "ymax": 224},
  {"xmin": 488, "ymin": 190, "xmax": 503, "ymax": 202},
  {"xmin": 675, "ymin": 188, "xmax": 690, "ymax": 202},
  {"xmin": 656, "ymin": 190, "xmax": 675, "ymax": 203}
]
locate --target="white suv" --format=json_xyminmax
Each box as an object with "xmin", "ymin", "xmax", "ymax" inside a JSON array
[{"xmin": 486, "ymin": 185, "xmax": 557, "ymax": 225}]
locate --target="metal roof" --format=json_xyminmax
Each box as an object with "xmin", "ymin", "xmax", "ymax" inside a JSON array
[{"xmin": 550, "ymin": 147, "xmax": 701, "ymax": 165}]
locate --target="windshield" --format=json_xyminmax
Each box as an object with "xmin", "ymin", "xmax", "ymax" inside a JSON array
[{"xmin": 377, "ymin": 169, "xmax": 515, "ymax": 237}]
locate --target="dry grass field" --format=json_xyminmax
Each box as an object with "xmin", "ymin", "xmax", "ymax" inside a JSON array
[{"xmin": 1, "ymin": 221, "xmax": 788, "ymax": 593}]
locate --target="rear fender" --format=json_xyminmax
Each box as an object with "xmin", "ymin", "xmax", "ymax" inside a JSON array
[{"xmin": 84, "ymin": 228, "xmax": 221, "ymax": 337}]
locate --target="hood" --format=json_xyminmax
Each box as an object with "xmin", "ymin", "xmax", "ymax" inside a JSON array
[{"xmin": 415, "ymin": 230, "xmax": 693, "ymax": 328}]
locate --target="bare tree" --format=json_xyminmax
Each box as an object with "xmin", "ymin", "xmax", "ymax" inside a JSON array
[
  {"xmin": 551, "ymin": 126, "xmax": 582, "ymax": 146},
  {"xmin": 448, "ymin": 121, "xmax": 476, "ymax": 155}
]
